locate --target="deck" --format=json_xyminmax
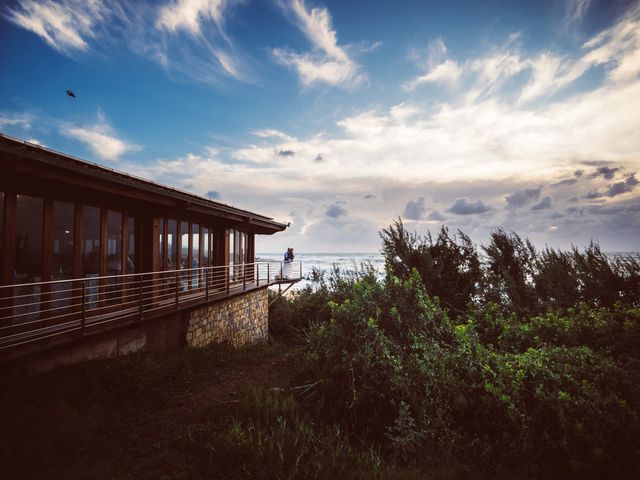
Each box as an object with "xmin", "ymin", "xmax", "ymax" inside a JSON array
[{"xmin": 0, "ymin": 261, "xmax": 302, "ymax": 359}]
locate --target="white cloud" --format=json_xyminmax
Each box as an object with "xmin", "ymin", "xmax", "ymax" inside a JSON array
[
  {"xmin": 273, "ymin": 0, "xmax": 366, "ymax": 87},
  {"xmin": 407, "ymin": 5, "xmax": 640, "ymax": 105},
  {"xmin": 4, "ymin": 0, "xmax": 248, "ymax": 84},
  {"xmin": 0, "ymin": 112, "xmax": 33, "ymax": 130},
  {"xmin": 3, "ymin": 0, "xmax": 106, "ymax": 53},
  {"xmin": 157, "ymin": 0, "xmax": 229, "ymax": 34},
  {"xmin": 404, "ymin": 38, "xmax": 462, "ymax": 90},
  {"xmin": 61, "ymin": 112, "xmax": 141, "ymax": 162},
  {"xmin": 565, "ymin": 0, "xmax": 593, "ymax": 26}
]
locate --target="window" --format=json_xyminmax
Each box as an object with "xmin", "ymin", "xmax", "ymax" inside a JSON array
[
  {"xmin": 158, "ymin": 218, "xmax": 164, "ymax": 271},
  {"xmin": 192, "ymin": 223, "xmax": 200, "ymax": 269},
  {"xmin": 52, "ymin": 201, "xmax": 75, "ymax": 280},
  {"xmin": 14, "ymin": 195, "xmax": 43, "ymax": 321},
  {"xmin": 202, "ymin": 227, "xmax": 209, "ymax": 267},
  {"xmin": 0, "ymin": 192, "xmax": 4, "ymax": 276},
  {"xmin": 15, "ymin": 195, "xmax": 43, "ymax": 283},
  {"xmin": 82, "ymin": 206, "xmax": 101, "ymax": 276},
  {"xmin": 127, "ymin": 216, "xmax": 136, "ymax": 274},
  {"xmin": 167, "ymin": 219, "xmax": 177, "ymax": 270},
  {"xmin": 180, "ymin": 221, "xmax": 189, "ymax": 270},
  {"xmin": 106, "ymin": 210, "xmax": 123, "ymax": 275}
]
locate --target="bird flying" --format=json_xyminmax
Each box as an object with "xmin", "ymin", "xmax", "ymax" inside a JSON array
[{"xmin": 66, "ymin": 90, "xmax": 76, "ymax": 98}]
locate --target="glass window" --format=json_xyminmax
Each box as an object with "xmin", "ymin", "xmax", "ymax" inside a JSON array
[
  {"xmin": 52, "ymin": 201, "xmax": 75, "ymax": 280},
  {"xmin": 191, "ymin": 223, "xmax": 199, "ymax": 269},
  {"xmin": 106, "ymin": 210, "xmax": 122, "ymax": 275},
  {"xmin": 202, "ymin": 227, "xmax": 209, "ymax": 267},
  {"xmin": 82, "ymin": 206, "xmax": 101, "ymax": 276},
  {"xmin": 0, "ymin": 192, "xmax": 4, "ymax": 276},
  {"xmin": 235, "ymin": 230, "xmax": 241, "ymax": 266},
  {"xmin": 158, "ymin": 218, "xmax": 164, "ymax": 271},
  {"xmin": 167, "ymin": 219, "xmax": 177, "ymax": 270},
  {"xmin": 15, "ymin": 195, "xmax": 43, "ymax": 283},
  {"xmin": 128, "ymin": 216, "xmax": 136, "ymax": 274},
  {"xmin": 229, "ymin": 229, "xmax": 234, "ymax": 267},
  {"xmin": 180, "ymin": 221, "xmax": 189, "ymax": 269},
  {"xmin": 14, "ymin": 195, "xmax": 43, "ymax": 321}
]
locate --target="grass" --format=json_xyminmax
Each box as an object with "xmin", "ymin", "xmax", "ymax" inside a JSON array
[{"xmin": 0, "ymin": 339, "xmax": 428, "ymax": 480}]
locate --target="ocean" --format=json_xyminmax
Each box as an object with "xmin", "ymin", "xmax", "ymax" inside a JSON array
[
  {"xmin": 256, "ymin": 251, "xmax": 640, "ymax": 291},
  {"xmin": 256, "ymin": 252, "xmax": 385, "ymax": 290}
]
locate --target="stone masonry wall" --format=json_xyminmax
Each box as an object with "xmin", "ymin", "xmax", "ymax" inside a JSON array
[{"xmin": 186, "ymin": 288, "xmax": 269, "ymax": 348}]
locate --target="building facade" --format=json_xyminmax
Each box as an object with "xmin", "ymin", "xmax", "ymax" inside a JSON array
[{"xmin": 0, "ymin": 134, "xmax": 295, "ymax": 368}]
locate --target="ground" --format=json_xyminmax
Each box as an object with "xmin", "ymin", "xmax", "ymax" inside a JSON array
[{"xmin": 0, "ymin": 340, "xmax": 298, "ymax": 480}]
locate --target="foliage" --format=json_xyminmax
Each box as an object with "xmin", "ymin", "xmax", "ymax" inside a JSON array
[
  {"xmin": 381, "ymin": 220, "xmax": 482, "ymax": 315},
  {"xmin": 286, "ymin": 222, "xmax": 640, "ymax": 478}
]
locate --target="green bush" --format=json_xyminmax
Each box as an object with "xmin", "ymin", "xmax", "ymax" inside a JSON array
[{"xmin": 292, "ymin": 269, "xmax": 640, "ymax": 478}]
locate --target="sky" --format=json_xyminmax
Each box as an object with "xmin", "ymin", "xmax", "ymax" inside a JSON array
[{"xmin": 1, "ymin": 0, "xmax": 639, "ymax": 253}]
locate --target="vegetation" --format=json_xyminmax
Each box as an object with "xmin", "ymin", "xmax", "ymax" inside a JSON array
[
  {"xmin": 273, "ymin": 220, "xmax": 640, "ymax": 478},
  {"xmin": 3, "ymin": 220, "xmax": 639, "ymax": 479}
]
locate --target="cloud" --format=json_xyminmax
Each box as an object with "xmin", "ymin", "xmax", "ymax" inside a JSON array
[
  {"xmin": 606, "ymin": 174, "xmax": 639, "ymax": 197},
  {"xmin": 60, "ymin": 112, "xmax": 141, "ymax": 161},
  {"xmin": 590, "ymin": 165, "xmax": 620, "ymax": 179},
  {"xmin": 574, "ymin": 169, "xmax": 584, "ymax": 177},
  {"xmin": 252, "ymin": 129, "xmax": 296, "ymax": 142},
  {"xmin": 505, "ymin": 187, "xmax": 542, "ymax": 209},
  {"xmin": 551, "ymin": 178, "xmax": 577, "ymax": 187},
  {"xmin": 363, "ymin": 193, "xmax": 376, "ymax": 199},
  {"xmin": 531, "ymin": 196, "xmax": 552, "ymax": 210},
  {"xmin": 3, "ymin": 0, "xmax": 106, "ymax": 53},
  {"xmin": 157, "ymin": 0, "xmax": 229, "ymax": 34},
  {"xmin": 402, "ymin": 197, "xmax": 426, "ymax": 220},
  {"xmin": 585, "ymin": 174, "xmax": 639, "ymax": 199},
  {"xmin": 406, "ymin": 36, "xmax": 528, "ymax": 100},
  {"xmin": 155, "ymin": 0, "xmax": 244, "ymax": 79},
  {"xmin": 427, "ymin": 209, "xmax": 446, "ymax": 221},
  {"xmin": 404, "ymin": 39, "xmax": 462, "ymax": 90},
  {"xmin": 565, "ymin": 0, "xmax": 593, "ymax": 26},
  {"xmin": 314, "ymin": 154, "xmax": 325, "ymax": 163},
  {"xmin": 519, "ymin": 2, "xmax": 640, "ymax": 103},
  {"xmin": 277, "ymin": 149, "xmax": 295, "ymax": 157},
  {"xmin": 447, "ymin": 198, "xmax": 493, "ymax": 215},
  {"xmin": 0, "ymin": 112, "xmax": 32, "ymax": 129},
  {"xmin": 273, "ymin": 0, "xmax": 366, "ymax": 87},
  {"xmin": 4, "ymin": 0, "xmax": 249, "ymax": 85},
  {"xmin": 207, "ymin": 190, "xmax": 221, "ymax": 200},
  {"xmin": 326, "ymin": 202, "xmax": 347, "ymax": 218}
]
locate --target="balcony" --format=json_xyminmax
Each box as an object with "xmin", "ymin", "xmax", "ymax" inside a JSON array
[{"xmin": 0, "ymin": 261, "xmax": 302, "ymax": 358}]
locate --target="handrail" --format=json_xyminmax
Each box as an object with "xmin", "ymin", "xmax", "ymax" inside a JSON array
[
  {"xmin": 0, "ymin": 261, "xmax": 289, "ymax": 290},
  {"xmin": 0, "ymin": 261, "xmax": 302, "ymax": 355}
]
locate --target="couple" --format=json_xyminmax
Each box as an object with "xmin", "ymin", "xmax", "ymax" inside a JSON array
[{"xmin": 283, "ymin": 247, "xmax": 295, "ymax": 263}]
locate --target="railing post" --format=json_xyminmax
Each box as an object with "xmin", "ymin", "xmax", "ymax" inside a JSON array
[
  {"xmin": 267, "ymin": 263, "xmax": 270, "ymax": 284},
  {"xmin": 175, "ymin": 271, "xmax": 180, "ymax": 309},
  {"xmin": 299, "ymin": 261, "xmax": 302, "ymax": 279},
  {"xmin": 205, "ymin": 267, "xmax": 209, "ymax": 300},
  {"xmin": 280, "ymin": 262, "xmax": 283, "ymax": 281},
  {"xmin": 256, "ymin": 263, "xmax": 260, "ymax": 286},
  {"xmin": 227, "ymin": 266, "xmax": 230, "ymax": 295},
  {"xmin": 81, "ymin": 279, "xmax": 86, "ymax": 336},
  {"xmin": 138, "ymin": 274, "xmax": 144, "ymax": 320}
]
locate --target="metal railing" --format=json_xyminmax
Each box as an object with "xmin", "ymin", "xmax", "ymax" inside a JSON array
[{"xmin": 0, "ymin": 261, "xmax": 302, "ymax": 354}]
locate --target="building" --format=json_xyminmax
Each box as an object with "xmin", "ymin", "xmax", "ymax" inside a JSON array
[{"xmin": 0, "ymin": 133, "xmax": 299, "ymax": 369}]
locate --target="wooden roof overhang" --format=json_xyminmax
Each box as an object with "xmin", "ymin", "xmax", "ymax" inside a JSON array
[{"xmin": 0, "ymin": 133, "xmax": 286, "ymax": 235}]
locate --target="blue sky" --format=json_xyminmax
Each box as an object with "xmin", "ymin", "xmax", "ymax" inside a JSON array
[{"xmin": 1, "ymin": 0, "xmax": 639, "ymax": 252}]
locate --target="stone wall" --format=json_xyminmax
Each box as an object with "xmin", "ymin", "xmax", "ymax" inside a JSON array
[{"xmin": 186, "ymin": 288, "xmax": 269, "ymax": 348}]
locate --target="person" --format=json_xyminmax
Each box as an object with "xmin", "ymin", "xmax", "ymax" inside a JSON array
[
  {"xmin": 284, "ymin": 247, "xmax": 295, "ymax": 263},
  {"xmin": 282, "ymin": 247, "xmax": 295, "ymax": 279}
]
